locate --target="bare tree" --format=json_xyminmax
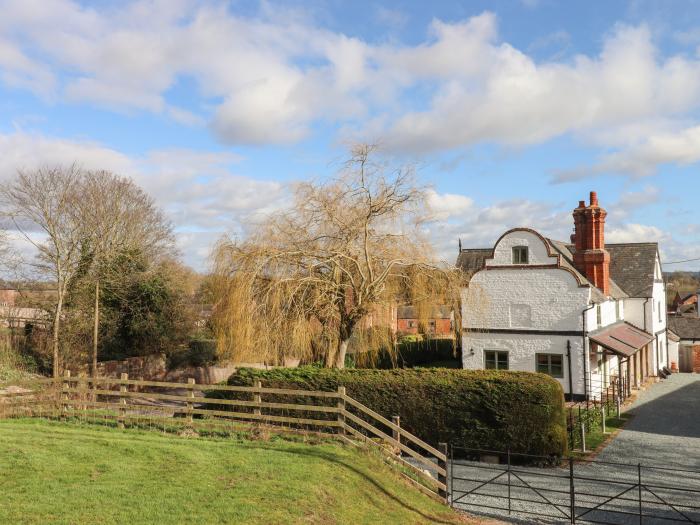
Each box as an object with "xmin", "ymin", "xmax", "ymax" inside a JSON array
[
  {"xmin": 212, "ymin": 144, "xmax": 463, "ymax": 368},
  {"xmin": 0, "ymin": 166, "xmax": 84, "ymax": 377},
  {"xmin": 77, "ymin": 171, "xmax": 175, "ymax": 377}
]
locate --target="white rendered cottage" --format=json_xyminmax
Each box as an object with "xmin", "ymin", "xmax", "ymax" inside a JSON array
[{"xmin": 458, "ymin": 192, "xmax": 670, "ymax": 401}]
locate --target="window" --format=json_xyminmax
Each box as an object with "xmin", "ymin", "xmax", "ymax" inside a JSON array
[
  {"xmin": 536, "ymin": 354, "xmax": 564, "ymax": 378},
  {"xmin": 615, "ymin": 301, "xmax": 621, "ymax": 320},
  {"xmin": 658, "ymin": 301, "xmax": 662, "ymax": 322},
  {"xmin": 484, "ymin": 350, "xmax": 509, "ymax": 370},
  {"xmin": 512, "ymin": 246, "xmax": 529, "ymax": 264},
  {"xmin": 428, "ymin": 320, "xmax": 436, "ymax": 332},
  {"xmin": 596, "ymin": 305, "xmax": 602, "ymax": 326}
]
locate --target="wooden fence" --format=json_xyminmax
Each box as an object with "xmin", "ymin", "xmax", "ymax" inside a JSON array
[{"xmin": 0, "ymin": 373, "xmax": 448, "ymax": 501}]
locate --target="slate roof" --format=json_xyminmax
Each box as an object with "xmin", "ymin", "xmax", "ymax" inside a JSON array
[
  {"xmin": 668, "ymin": 316, "xmax": 700, "ymax": 340},
  {"xmin": 602, "ymin": 243, "xmax": 659, "ymax": 298},
  {"xmin": 455, "ymin": 249, "xmax": 492, "ymax": 274}
]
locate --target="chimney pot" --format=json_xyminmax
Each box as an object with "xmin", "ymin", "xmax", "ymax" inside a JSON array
[
  {"xmin": 578, "ymin": 200, "xmax": 585, "ymax": 208},
  {"xmin": 590, "ymin": 191, "xmax": 598, "ymax": 206}
]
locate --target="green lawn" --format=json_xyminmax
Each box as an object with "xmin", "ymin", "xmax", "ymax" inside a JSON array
[{"xmin": 0, "ymin": 419, "xmax": 467, "ymax": 525}]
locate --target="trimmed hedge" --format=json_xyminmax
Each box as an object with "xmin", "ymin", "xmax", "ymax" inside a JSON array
[{"xmin": 224, "ymin": 367, "xmax": 567, "ymax": 458}]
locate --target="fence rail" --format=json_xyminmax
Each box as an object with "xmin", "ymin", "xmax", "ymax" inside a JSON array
[{"xmin": 0, "ymin": 372, "xmax": 447, "ymax": 501}]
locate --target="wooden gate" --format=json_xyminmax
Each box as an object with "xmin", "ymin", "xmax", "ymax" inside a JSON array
[{"xmin": 679, "ymin": 345, "xmax": 696, "ymax": 373}]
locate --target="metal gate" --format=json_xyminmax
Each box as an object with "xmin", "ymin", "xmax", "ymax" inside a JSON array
[{"xmin": 449, "ymin": 446, "xmax": 700, "ymax": 524}]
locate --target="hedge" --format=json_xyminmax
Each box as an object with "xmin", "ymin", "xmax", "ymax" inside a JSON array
[{"xmin": 222, "ymin": 367, "xmax": 567, "ymax": 458}]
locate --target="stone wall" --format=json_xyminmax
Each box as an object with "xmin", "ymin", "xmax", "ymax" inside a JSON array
[{"xmin": 75, "ymin": 355, "xmax": 301, "ymax": 385}]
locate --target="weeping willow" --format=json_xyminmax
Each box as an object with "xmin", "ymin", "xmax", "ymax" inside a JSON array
[{"xmin": 211, "ymin": 145, "xmax": 466, "ymax": 368}]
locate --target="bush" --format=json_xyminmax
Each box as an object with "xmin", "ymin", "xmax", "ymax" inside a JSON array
[{"xmin": 223, "ymin": 367, "xmax": 567, "ymax": 457}]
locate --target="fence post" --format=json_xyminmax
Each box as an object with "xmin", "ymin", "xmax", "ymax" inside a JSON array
[
  {"xmin": 118, "ymin": 373, "xmax": 127, "ymax": 429},
  {"xmin": 438, "ymin": 442, "xmax": 448, "ymax": 504},
  {"xmin": 616, "ymin": 396, "xmax": 621, "ymax": 418},
  {"xmin": 187, "ymin": 378, "xmax": 195, "ymax": 425},
  {"xmin": 638, "ymin": 463, "xmax": 643, "ymax": 524},
  {"xmin": 601, "ymin": 402, "xmax": 607, "ymax": 434},
  {"xmin": 61, "ymin": 370, "xmax": 71, "ymax": 421},
  {"xmin": 392, "ymin": 415, "xmax": 400, "ymax": 449},
  {"xmin": 253, "ymin": 380, "xmax": 262, "ymax": 417},
  {"xmin": 337, "ymin": 386, "xmax": 346, "ymax": 435},
  {"xmin": 569, "ymin": 457, "xmax": 576, "ymax": 524},
  {"xmin": 580, "ymin": 423, "xmax": 586, "ymax": 453}
]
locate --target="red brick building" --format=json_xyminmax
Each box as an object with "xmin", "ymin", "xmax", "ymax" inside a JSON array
[{"xmin": 396, "ymin": 306, "xmax": 454, "ymax": 338}]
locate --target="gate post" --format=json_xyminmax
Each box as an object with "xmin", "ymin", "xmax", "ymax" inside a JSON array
[
  {"xmin": 569, "ymin": 457, "xmax": 576, "ymax": 524},
  {"xmin": 438, "ymin": 442, "xmax": 448, "ymax": 503},
  {"xmin": 638, "ymin": 464, "xmax": 643, "ymax": 524},
  {"xmin": 507, "ymin": 449, "xmax": 512, "ymax": 515}
]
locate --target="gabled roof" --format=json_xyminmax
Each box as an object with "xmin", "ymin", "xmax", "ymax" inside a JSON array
[
  {"xmin": 456, "ymin": 249, "xmax": 492, "ymax": 274},
  {"xmin": 668, "ymin": 316, "xmax": 700, "ymax": 340},
  {"xmin": 455, "ymin": 237, "xmax": 628, "ymax": 302},
  {"xmin": 457, "ymin": 236, "xmax": 659, "ymax": 300}
]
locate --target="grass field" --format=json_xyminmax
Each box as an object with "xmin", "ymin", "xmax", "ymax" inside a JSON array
[{"xmin": 0, "ymin": 419, "xmax": 468, "ymax": 525}]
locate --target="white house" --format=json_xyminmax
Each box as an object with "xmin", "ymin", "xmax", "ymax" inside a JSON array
[{"xmin": 457, "ymin": 192, "xmax": 670, "ymax": 401}]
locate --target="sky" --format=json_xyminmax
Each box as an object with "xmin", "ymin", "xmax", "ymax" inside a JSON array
[{"xmin": 1, "ymin": 0, "xmax": 699, "ymax": 272}]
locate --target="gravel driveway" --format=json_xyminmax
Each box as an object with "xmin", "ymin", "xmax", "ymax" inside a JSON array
[
  {"xmin": 595, "ymin": 373, "xmax": 700, "ymax": 468},
  {"xmin": 450, "ymin": 373, "xmax": 700, "ymax": 524}
]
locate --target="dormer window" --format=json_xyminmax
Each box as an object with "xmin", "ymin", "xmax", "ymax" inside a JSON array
[{"xmin": 512, "ymin": 246, "xmax": 529, "ymax": 264}]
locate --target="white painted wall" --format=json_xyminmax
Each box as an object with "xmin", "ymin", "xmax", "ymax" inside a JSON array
[
  {"xmin": 463, "ymin": 268, "xmax": 590, "ymax": 332},
  {"xmin": 486, "ymin": 230, "xmax": 558, "ymax": 267},
  {"xmin": 462, "ymin": 333, "xmax": 585, "ymax": 396}
]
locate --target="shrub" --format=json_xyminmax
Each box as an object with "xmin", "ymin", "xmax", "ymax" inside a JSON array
[{"xmin": 223, "ymin": 367, "xmax": 567, "ymax": 457}]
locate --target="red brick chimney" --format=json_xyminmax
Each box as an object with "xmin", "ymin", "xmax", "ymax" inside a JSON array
[{"xmin": 571, "ymin": 191, "xmax": 610, "ymax": 296}]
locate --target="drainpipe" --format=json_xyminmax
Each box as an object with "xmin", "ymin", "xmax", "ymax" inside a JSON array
[
  {"xmin": 581, "ymin": 303, "xmax": 596, "ymax": 403},
  {"xmin": 566, "ymin": 340, "xmax": 573, "ymax": 402}
]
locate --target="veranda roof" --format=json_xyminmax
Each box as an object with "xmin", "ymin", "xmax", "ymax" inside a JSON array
[{"xmin": 589, "ymin": 321, "xmax": 654, "ymax": 357}]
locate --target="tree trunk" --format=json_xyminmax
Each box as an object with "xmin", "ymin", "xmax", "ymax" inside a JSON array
[
  {"xmin": 91, "ymin": 280, "xmax": 100, "ymax": 378},
  {"xmin": 335, "ymin": 338, "xmax": 350, "ymax": 369},
  {"xmin": 52, "ymin": 293, "xmax": 64, "ymax": 378}
]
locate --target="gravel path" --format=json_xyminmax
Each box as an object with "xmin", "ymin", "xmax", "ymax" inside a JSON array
[
  {"xmin": 595, "ymin": 373, "xmax": 700, "ymax": 468},
  {"xmin": 450, "ymin": 373, "xmax": 700, "ymax": 524}
]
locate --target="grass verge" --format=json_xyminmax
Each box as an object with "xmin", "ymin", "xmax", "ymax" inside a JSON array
[{"xmin": 0, "ymin": 418, "xmax": 470, "ymax": 525}]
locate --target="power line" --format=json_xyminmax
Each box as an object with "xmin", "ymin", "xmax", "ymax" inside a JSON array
[{"xmin": 664, "ymin": 256, "xmax": 700, "ymax": 265}]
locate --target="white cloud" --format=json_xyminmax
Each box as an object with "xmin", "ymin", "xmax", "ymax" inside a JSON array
[
  {"xmin": 426, "ymin": 190, "xmax": 473, "ymax": 220},
  {"xmin": 555, "ymin": 124, "xmax": 700, "ymax": 180},
  {"xmin": 2, "ymin": 3, "xmax": 700, "ymax": 158},
  {"xmin": 606, "ymin": 223, "xmax": 666, "ymax": 243}
]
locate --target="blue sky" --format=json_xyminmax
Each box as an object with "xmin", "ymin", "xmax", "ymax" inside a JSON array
[{"xmin": 1, "ymin": 0, "xmax": 699, "ymax": 270}]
